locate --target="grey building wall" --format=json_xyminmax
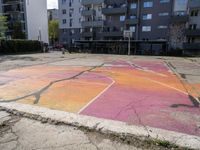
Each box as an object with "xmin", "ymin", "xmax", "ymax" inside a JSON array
[
  {"xmin": 183, "ymin": 0, "xmax": 200, "ymax": 54},
  {"xmin": 0, "ymin": 1, "xmax": 2, "ymax": 13},
  {"xmin": 48, "ymin": 9, "xmax": 59, "ymax": 21},
  {"xmin": 58, "ymin": 0, "xmax": 82, "ymax": 45},
  {"xmin": 139, "ymin": 0, "xmax": 172, "ymax": 40}
]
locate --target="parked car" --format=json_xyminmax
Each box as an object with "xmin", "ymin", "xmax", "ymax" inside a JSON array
[{"xmin": 53, "ymin": 44, "xmax": 63, "ymax": 50}]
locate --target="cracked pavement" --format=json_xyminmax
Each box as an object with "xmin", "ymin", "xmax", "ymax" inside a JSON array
[
  {"xmin": 0, "ymin": 52, "xmax": 200, "ymax": 149},
  {"xmin": 0, "ymin": 111, "xmax": 149, "ymax": 150}
]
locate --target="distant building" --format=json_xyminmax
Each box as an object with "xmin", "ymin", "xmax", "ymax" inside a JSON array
[
  {"xmin": 0, "ymin": 0, "xmax": 49, "ymax": 43},
  {"xmin": 58, "ymin": 0, "xmax": 82, "ymax": 45},
  {"xmin": 58, "ymin": 0, "xmax": 200, "ymax": 54},
  {"xmin": 48, "ymin": 9, "xmax": 59, "ymax": 21},
  {"xmin": 183, "ymin": 0, "xmax": 200, "ymax": 55}
]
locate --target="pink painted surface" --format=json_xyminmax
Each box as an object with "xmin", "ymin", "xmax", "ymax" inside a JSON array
[
  {"xmin": 81, "ymin": 60, "xmax": 200, "ymax": 136},
  {"xmin": 1, "ymin": 60, "xmax": 200, "ymax": 137}
]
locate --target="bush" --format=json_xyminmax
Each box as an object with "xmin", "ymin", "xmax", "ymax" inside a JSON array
[{"xmin": 0, "ymin": 40, "xmax": 43, "ymax": 54}]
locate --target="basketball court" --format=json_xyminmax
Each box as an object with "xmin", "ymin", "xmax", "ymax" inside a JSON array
[{"xmin": 0, "ymin": 56, "xmax": 200, "ymax": 137}]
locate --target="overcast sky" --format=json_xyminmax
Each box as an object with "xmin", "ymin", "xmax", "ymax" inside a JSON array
[{"xmin": 47, "ymin": 0, "xmax": 58, "ymax": 9}]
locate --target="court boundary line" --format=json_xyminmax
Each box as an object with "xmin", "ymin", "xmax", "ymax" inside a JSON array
[
  {"xmin": 128, "ymin": 61, "xmax": 168, "ymax": 77},
  {"xmin": 78, "ymin": 77, "xmax": 115, "ymax": 114}
]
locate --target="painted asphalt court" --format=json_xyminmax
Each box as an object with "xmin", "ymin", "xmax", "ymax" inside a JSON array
[{"xmin": 0, "ymin": 58, "xmax": 200, "ymax": 137}]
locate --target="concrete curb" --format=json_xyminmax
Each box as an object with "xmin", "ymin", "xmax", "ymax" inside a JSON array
[{"xmin": 0, "ymin": 102, "xmax": 200, "ymax": 149}]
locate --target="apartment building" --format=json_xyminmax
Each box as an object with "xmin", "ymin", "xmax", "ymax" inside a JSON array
[
  {"xmin": 0, "ymin": 0, "xmax": 49, "ymax": 43},
  {"xmin": 48, "ymin": 8, "xmax": 59, "ymax": 21},
  {"xmin": 59, "ymin": 0, "xmax": 200, "ymax": 54},
  {"xmin": 59, "ymin": 0, "xmax": 82, "ymax": 44},
  {"xmin": 183, "ymin": 0, "xmax": 200, "ymax": 54}
]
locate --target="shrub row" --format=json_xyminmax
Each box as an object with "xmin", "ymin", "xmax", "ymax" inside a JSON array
[{"xmin": 0, "ymin": 40, "xmax": 43, "ymax": 54}]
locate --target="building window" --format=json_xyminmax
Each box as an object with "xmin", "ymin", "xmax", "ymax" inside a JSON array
[
  {"xmin": 129, "ymin": 26, "xmax": 135, "ymax": 32},
  {"xmin": 144, "ymin": 1, "xmax": 153, "ymax": 8},
  {"xmin": 130, "ymin": 15, "xmax": 136, "ymax": 19},
  {"xmin": 160, "ymin": 0, "xmax": 170, "ymax": 3},
  {"xmin": 174, "ymin": 0, "xmax": 188, "ymax": 12},
  {"xmin": 62, "ymin": 0, "xmax": 66, "ymax": 4},
  {"xmin": 143, "ymin": 14, "xmax": 152, "ymax": 20},
  {"xmin": 120, "ymin": 15, "xmax": 125, "ymax": 22},
  {"xmin": 98, "ymin": 6, "xmax": 102, "ymax": 11},
  {"xmin": 142, "ymin": 26, "xmax": 151, "ymax": 32},
  {"xmin": 62, "ymin": 9, "xmax": 66, "ymax": 14},
  {"xmin": 191, "ymin": 10, "xmax": 198, "ymax": 17},
  {"xmin": 130, "ymin": 3, "xmax": 137, "ymax": 9},
  {"xmin": 62, "ymin": 19, "xmax": 66, "ymax": 24},
  {"xmin": 69, "ymin": 19, "xmax": 73, "ymax": 27},
  {"xmin": 158, "ymin": 12, "xmax": 169, "ymax": 16},
  {"xmin": 158, "ymin": 25, "xmax": 168, "ymax": 29},
  {"xmin": 69, "ymin": 8, "xmax": 74, "ymax": 17},
  {"xmin": 71, "ymin": 29, "xmax": 75, "ymax": 34},
  {"xmin": 189, "ymin": 24, "xmax": 197, "ymax": 30}
]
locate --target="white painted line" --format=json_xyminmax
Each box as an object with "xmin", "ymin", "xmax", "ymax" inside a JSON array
[
  {"xmin": 78, "ymin": 77, "xmax": 115, "ymax": 114},
  {"xmin": 129, "ymin": 61, "xmax": 188, "ymax": 95},
  {"xmin": 73, "ymin": 80, "xmax": 108, "ymax": 86},
  {"xmin": 141, "ymin": 77, "xmax": 200, "ymax": 103},
  {"xmin": 128, "ymin": 62, "xmax": 168, "ymax": 77},
  {"xmin": 144, "ymin": 77, "xmax": 188, "ymax": 95}
]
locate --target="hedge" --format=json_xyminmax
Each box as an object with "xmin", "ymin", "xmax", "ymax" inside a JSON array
[{"xmin": 0, "ymin": 40, "xmax": 43, "ymax": 54}]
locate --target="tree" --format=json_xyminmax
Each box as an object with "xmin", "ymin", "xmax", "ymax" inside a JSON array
[
  {"xmin": 0, "ymin": 15, "xmax": 8, "ymax": 40},
  {"xmin": 48, "ymin": 20, "xmax": 59, "ymax": 46},
  {"xmin": 12, "ymin": 22, "xmax": 26, "ymax": 39}
]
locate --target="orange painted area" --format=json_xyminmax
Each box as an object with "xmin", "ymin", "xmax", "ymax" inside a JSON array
[
  {"xmin": 0, "ymin": 60, "xmax": 199, "ymax": 114},
  {"xmin": 19, "ymin": 79, "xmax": 109, "ymax": 112},
  {"xmin": 95, "ymin": 67, "xmax": 188, "ymax": 94}
]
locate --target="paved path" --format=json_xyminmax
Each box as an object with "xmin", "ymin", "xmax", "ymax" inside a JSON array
[{"xmin": 0, "ymin": 111, "xmax": 147, "ymax": 150}]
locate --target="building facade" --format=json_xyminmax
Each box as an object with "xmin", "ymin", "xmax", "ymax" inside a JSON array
[
  {"xmin": 59, "ymin": 0, "xmax": 82, "ymax": 44},
  {"xmin": 183, "ymin": 0, "xmax": 200, "ymax": 54},
  {"xmin": 48, "ymin": 8, "xmax": 59, "ymax": 21},
  {"xmin": 58, "ymin": 0, "xmax": 200, "ymax": 54},
  {"xmin": 0, "ymin": 0, "xmax": 49, "ymax": 43}
]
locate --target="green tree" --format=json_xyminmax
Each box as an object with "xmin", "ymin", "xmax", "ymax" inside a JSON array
[
  {"xmin": 12, "ymin": 22, "xmax": 26, "ymax": 39},
  {"xmin": 48, "ymin": 20, "xmax": 59, "ymax": 45},
  {"xmin": 0, "ymin": 15, "xmax": 8, "ymax": 40}
]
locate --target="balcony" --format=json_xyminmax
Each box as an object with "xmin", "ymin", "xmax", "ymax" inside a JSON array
[
  {"xmin": 81, "ymin": 20, "xmax": 104, "ymax": 27},
  {"xmin": 183, "ymin": 43, "xmax": 200, "ymax": 50},
  {"xmin": 125, "ymin": 19, "xmax": 139, "ymax": 25},
  {"xmin": 81, "ymin": 9, "xmax": 95, "ymax": 16},
  {"xmin": 81, "ymin": 0, "xmax": 104, "ymax": 5},
  {"xmin": 185, "ymin": 29, "xmax": 200, "ymax": 37},
  {"xmin": 81, "ymin": 32, "xmax": 93, "ymax": 37},
  {"xmin": 102, "ymin": 7, "xmax": 127, "ymax": 15},
  {"xmin": 171, "ymin": 15, "xmax": 189, "ymax": 23},
  {"xmin": 189, "ymin": 0, "xmax": 200, "ymax": 8},
  {"xmin": 101, "ymin": 31, "xmax": 123, "ymax": 37},
  {"xmin": 2, "ymin": 0, "xmax": 22, "ymax": 6}
]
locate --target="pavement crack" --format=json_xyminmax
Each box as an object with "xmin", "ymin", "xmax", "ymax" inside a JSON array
[
  {"xmin": 0, "ymin": 115, "xmax": 21, "ymax": 149},
  {"xmin": 0, "ymin": 63, "xmax": 104, "ymax": 104},
  {"xmin": 33, "ymin": 142, "xmax": 91, "ymax": 150},
  {"xmin": 114, "ymin": 96, "xmax": 151, "ymax": 137},
  {"xmin": 87, "ymin": 136, "xmax": 101, "ymax": 150}
]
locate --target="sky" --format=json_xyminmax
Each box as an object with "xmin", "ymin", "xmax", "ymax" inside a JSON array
[{"xmin": 47, "ymin": 0, "xmax": 58, "ymax": 9}]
